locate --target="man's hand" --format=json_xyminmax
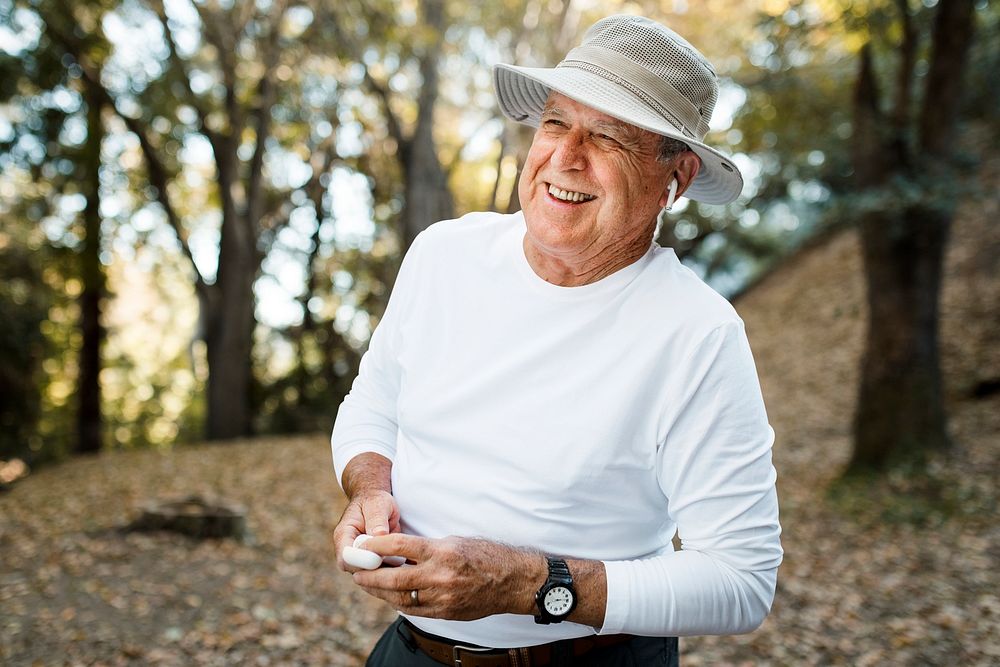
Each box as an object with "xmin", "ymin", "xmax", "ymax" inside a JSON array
[
  {"xmin": 335, "ymin": 453, "xmax": 399, "ymax": 572},
  {"xmin": 334, "ymin": 490, "xmax": 401, "ymax": 572},
  {"xmin": 351, "ymin": 534, "xmax": 546, "ymax": 621}
]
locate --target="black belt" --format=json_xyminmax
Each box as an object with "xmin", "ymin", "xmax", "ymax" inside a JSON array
[{"xmin": 400, "ymin": 618, "xmax": 635, "ymax": 667}]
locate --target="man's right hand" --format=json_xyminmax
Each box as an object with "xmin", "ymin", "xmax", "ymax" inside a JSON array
[
  {"xmin": 335, "ymin": 452, "xmax": 399, "ymax": 571},
  {"xmin": 334, "ymin": 489, "xmax": 401, "ymax": 572}
]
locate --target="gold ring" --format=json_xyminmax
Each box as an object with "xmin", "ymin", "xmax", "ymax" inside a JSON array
[{"xmin": 410, "ymin": 589, "xmax": 419, "ymax": 605}]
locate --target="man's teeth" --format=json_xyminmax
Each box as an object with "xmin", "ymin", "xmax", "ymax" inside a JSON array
[{"xmin": 548, "ymin": 184, "xmax": 596, "ymax": 202}]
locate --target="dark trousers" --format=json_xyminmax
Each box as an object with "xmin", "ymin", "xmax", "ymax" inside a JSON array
[{"xmin": 366, "ymin": 617, "xmax": 679, "ymax": 667}]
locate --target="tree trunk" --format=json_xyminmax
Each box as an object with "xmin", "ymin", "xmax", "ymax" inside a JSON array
[
  {"xmin": 203, "ymin": 139, "xmax": 256, "ymax": 439},
  {"xmin": 402, "ymin": 119, "xmax": 454, "ymax": 245},
  {"xmin": 203, "ymin": 246, "xmax": 256, "ymax": 440},
  {"xmin": 917, "ymin": 0, "xmax": 976, "ymax": 156},
  {"xmin": 76, "ymin": 85, "xmax": 105, "ymax": 455},
  {"xmin": 850, "ymin": 205, "xmax": 951, "ymax": 469},
  {"xmin": 847, "ymin": 0, "xmax": 975, "ymax": 472},
  {"xmin": 399, "ymin": 0, "xmax": 454, "ymax": 247}
]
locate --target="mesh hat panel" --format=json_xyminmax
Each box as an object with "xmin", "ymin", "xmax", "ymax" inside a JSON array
[{"xmin": 581, "ymin": 16, "xmax": 719, "ymax": 139}]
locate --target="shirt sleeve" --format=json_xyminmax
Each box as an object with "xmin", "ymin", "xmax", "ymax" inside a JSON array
[
  {"xmin": 330, "ymin": 234, "xmax": 425, "ymax": 488},
  {"xmin": 600, "ymin": 320, "xmax": 783, "ymax": 636}
]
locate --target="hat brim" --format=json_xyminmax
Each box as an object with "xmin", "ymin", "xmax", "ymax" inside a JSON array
[{"xmin": 493, "ymin": 63, "xmax": 743, "ymax": 205}]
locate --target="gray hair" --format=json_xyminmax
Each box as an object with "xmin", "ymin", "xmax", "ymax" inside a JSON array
[{"xmin": 657, "ymin": 135, "xmax": 691, "ymax": 163}]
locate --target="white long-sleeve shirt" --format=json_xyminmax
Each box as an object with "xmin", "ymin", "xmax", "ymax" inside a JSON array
[{"xmin": 331, "ymin": 211, "xmax": 782, "ymax": 647}]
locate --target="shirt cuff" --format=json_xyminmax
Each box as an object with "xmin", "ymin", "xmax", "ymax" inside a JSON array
[{"xmin": 598, "ymin": 559, "xmax": 629, "ymax": 635}]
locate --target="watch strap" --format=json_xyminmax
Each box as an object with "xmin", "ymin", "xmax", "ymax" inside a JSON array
[{"xmin": 546, "ymin": 557, "xmax": 572, "ymax": 585}]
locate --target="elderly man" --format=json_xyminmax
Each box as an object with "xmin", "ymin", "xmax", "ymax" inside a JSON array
[{"xmin": 332, "ymin": 14, "xmax": 782, "ymax": 667}]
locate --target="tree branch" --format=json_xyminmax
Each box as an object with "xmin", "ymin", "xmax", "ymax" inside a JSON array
[
  {"xmin": 44, "ymin": 18, "xmax": 208, "ymax": 295},
  {"xmin": 193, "ymin": 1, "xmax": 242, "ymax": 134},
  {"xmin": 305, "ymin": 135, "xmax": 339, "ymax": 226},
  {"xmin": 247, "ymin": 0, "xmax": 290, "ymax": 232},
  {"xmin": 119, "ymin": 107, "xmax": 209, "ymax": 299},
  {"xmin": 891, "ymin": 0, "xmax": 916, "ymax": 166},
  {"xmin": 918, "ymin": 0, "xmax": 976, "ymax": 158},
  {"xmin": 148, "ymin": 0, "xmax": 216, "ymax": 142},
  {"xmin": 322, "ymin": 4, "xmax": 409, "ymax": 154},
  {"xmin": 852, "ymin": 44, "xmax": 889, "ymax": 187},
  {"xmin": 363, "ymin": 70, "xmax": 408, "ymax": 153},
  {"xmin": 300, "ymin": 136, "xmax": 340, "ymax": 330}
]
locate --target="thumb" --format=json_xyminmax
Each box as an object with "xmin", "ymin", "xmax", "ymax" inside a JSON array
[{"xmin": 361, "ymin": 496, "xmax": 392, "ymax": 536}]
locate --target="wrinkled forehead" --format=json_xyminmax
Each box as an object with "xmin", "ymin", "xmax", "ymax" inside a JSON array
[{"xmin": 541, "ymin": 91, "xmax": 657, "ymax": 144}]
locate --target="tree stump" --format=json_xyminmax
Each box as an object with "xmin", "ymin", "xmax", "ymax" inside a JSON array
[{"xmin": 129, "ymin": 495, "xmax": 249, "ymax": 541}]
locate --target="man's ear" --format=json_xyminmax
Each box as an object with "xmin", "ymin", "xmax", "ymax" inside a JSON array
[{"xmin": 657, "ymin": 151, "xmax": 702, "ymax": 208}]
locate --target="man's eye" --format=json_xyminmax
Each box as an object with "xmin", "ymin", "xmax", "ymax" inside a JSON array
[
  {"xmin": 595, "ymin": 133, "xmax": 621, "ymax": 146},
  {"xmin": 543, "ymin": 119, "xmax": 566, "ymax": 128}
]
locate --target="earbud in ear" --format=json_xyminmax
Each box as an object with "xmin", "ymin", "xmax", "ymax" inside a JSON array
[{"xmin": 665, "ymin": 179, "xmax": 678, "ymax": 211}]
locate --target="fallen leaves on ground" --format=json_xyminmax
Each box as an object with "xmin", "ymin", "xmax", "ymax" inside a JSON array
[{"xmin": 0, "ymin": 437, "xmax": 396, "ymax": 666}]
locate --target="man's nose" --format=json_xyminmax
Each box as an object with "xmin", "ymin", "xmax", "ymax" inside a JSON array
[{"xmin": 550, "ymin": 132, "xmax": 587, "ymax": 170}]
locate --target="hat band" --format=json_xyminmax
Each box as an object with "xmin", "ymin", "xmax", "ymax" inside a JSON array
[{"xmin": 558, "ymin": 45, "xmax": 708, "ymax": 140}]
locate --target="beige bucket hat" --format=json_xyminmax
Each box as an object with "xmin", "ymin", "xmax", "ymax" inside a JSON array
[{"xmin": 493, "ymin": 14, "xmax": 743, "ymax": 205}]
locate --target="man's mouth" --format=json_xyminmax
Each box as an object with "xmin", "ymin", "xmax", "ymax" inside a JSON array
[{"xmin": 547, "ymin": 183, "xmax": 596, "ymax": 203}]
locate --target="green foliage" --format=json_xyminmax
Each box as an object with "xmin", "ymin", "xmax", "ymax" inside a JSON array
[
  {"xmin": 679, "ymin": 3, "xmax": 853, "ymax": 292},
  {"xmin": 2, "ymin": 0, "xmax": 993, "ymax": 463},
  {"xmin": 0, "ymin": 240, "xmax": 52, "ymax": 462},
  {"xmin": 0, "ymin": 0, "xmax": 110, "ymax": 461},
  {"xmin": 0, "ymin": 206, "xmax": 85, "ymax": 464},
  {"xmin": 676, "ymin": 0, "xmax": 995, "ymax": 298},
  {"xmin": 251, "ymin": 343, "xmax": 357, "ymax": 437},
  {"xmin": 962, "ymin": 2, "xmax": 1000, "ymax": 124},
  {"xmin": 251, "ymin": 246, "xmax": 390, "ymax": 436}
]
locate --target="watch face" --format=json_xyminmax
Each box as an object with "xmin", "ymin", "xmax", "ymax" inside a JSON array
[{"xmin": 543, "ymin": 586, "xmax": 574, "ymax": 616}]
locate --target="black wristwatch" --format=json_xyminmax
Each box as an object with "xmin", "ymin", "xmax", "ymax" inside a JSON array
[{"xmin": 534, "ymin": 557, "xmax": 577, "ymax": 624}]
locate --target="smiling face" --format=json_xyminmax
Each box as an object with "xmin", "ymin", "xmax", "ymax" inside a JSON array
[{"xmin": 518, "ymin": 93, "xmax": 677, "ymax": 285}]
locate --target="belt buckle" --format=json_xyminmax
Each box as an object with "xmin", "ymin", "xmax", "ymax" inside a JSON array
[{"xmin": 452, "ymin": 643, "xmax": 492, "ymax": 666}]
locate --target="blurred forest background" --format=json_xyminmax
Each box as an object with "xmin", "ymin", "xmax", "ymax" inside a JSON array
[
  {"xmin": 0, "ymin": 0, "xmax": 996, "ymax": 466},
  {"xmin": 1, "ymin": 0, "xmax": 998, "ymax": 664}
]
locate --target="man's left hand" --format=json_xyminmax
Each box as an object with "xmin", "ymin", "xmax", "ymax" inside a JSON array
[{"xmin": 351, "ymin": 534, "xmax": 545, "ymax": 621}]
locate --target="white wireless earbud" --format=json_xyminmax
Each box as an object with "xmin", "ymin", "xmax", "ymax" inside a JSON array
[{"xmin": 665, "ymin": 179, "xmax": 678, "ymax": 211}]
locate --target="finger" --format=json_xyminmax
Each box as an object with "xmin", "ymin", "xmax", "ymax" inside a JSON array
[
  {"xmin": 334, "ymin": 523, "xmax": 361, "ymax": 548},
  {"xmin": 333, "ymin": 518, "xmax": 364, "ymax": 572},
  {"xmin": 339, "ymin": 559, "xmax": 364, "ymax": 574},
  {"xmin": 356, "ymin": 583, "xmax": 428, "ymax": 613},
  {"xmin": 334, "ymin": 503, "xmax": 365, "ymax": 542},
  {"xmin": 363, "ymin": 534, "xmax": 433, "ymax": 561},
  {"xmin": 361, "ymin": 497, "xmax": 393, "ymax": 536},
  {"xmin": 352, "ymin": 563, "xmax": 422, "ymax": 591}
]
